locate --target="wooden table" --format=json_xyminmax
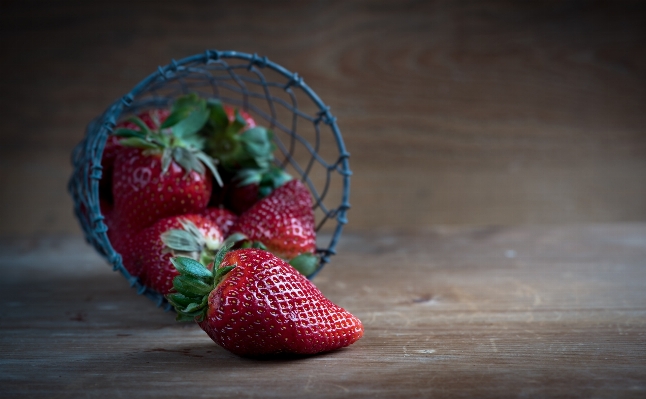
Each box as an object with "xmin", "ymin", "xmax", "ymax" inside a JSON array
[{"xmin": 1, "ymin": 224, "xmax": 645, "ymax": 398}]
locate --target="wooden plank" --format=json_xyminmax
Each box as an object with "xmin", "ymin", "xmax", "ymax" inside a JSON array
[
  {"xmin": 1, "ymin": 1, "xmax": 646, "ymax": 235},
  {"xmin": 1, "ymin": 224, "xmax": 645, "ymax": 397}
]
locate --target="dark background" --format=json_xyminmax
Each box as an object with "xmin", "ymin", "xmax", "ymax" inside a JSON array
[{"xmin": 1, "ymin": 0, "xmax": 645, "ymax": 235}]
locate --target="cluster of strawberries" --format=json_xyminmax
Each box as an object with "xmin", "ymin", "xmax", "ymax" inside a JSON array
[{"xmin": 98, "ymin": 94, "xmax": 362, "ymax": 356}]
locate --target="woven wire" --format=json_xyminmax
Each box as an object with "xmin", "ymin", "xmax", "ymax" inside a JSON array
[{"xmin": 68, "ymin": 50, "xmax": 352, "ymax": 309}]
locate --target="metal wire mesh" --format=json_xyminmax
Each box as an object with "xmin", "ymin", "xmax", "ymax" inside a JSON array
[{"xmin": 68, "ymin": 50, "xmax": 352, "ymax": 310}]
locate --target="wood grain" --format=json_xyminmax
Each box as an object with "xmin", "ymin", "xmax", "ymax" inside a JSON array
[
  {"xmin": 1, "ymin": 0, "xmax": 645, "ymax": 234},
  {"xmin": 1, "ymin": 224, "xmax": 645, "ymax": 397}
]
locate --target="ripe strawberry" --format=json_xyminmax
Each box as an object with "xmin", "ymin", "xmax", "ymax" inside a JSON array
[
  {"xmin": 201, "ymin": 207, "xmax": 237, "ymax": 236},
  {"xmin": 224, "ymin": 166, "xmax": 293, "ymax": 215},
  {"xmin": 110, "ymin": 94, "xmax": 222, "ymax": 234},
  {"xmin": 111, "ymin": 147, "xmax": 213, "ymax": 233},
  {"xmin": 229, "ymin": 179, "xmax": 316, "ymax": 260},
  {"xmin": 100, "ymin": 134, "xmax": 127, "ymax": 205},
  {"xmin": 100, "ymin": 109, "xmax": 172, "ymax": 204},
  {"xmin": 167, "ymin": 248, "xmax": 364, "ymax": 356},
  {"xmin": 129, "ymin": 214, "xmax": 224, "ymax": 294},
  {"xmin": 225, "ymin": 182, "xmax": 258, "ymax": 215},
  {"xmin": 114, "ymin": 230, "xmax": 139, "ymax": 277}
]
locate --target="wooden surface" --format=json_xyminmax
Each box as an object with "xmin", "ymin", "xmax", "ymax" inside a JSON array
[
  {"xmin": 1, "ymin": 224, "xmax": 645, "ymax": 398},
  {"xmin": 1, "ymin": 1, "xmax": 646, "ymax": 235}
]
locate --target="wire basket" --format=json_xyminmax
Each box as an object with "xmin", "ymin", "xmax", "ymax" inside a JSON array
[{"xmin": 68, "ymin": 50, "xmax": 351, "ymax": 310}]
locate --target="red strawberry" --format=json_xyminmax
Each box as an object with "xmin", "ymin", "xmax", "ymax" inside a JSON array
[
  {"xmin": 167, "ymin": 248, "xmax": 364, "ymax": 356},
  {"xmin": 111, "ymin": 147, "xmax": 212, "ymax": 232},
  {"xmin": 106, "ymin": 148, "xmax": 211, "ymax": 282},
  {"xmin": 106, "ymin": 95, "xmax": 223, "ymax": 282},
  {"xmin": 229, "ymin": 179, "xmax": 316, "ymax": 260},
  {"xmin": 100, "ymin": 109, "xmax": 172, "ymax": 204},
  {"xmin": 226, "ymin": 181, "xmax": 259, "ymax": 215},
  {"xmin": 110, "ymin": 94, "xmax": 222, "ymax": 233},
  {"xmin": 100, "ymin": 198, "xmax": 115, "ymax": 231},
  {"xmin": 114, "ymin": 230, "xmax": 139, "ymax": 276},
  {"xmin": 100, "ymin": 135, "xmax": 126, "ymax": 205},
  {"xmin": 129, "ymin": 214, "xmax": 223, "ymax": 294},
  {"xmin": 101, "ymin": 135, "xmax": 124, "ymax": 174},
  {"xmin": 225, "ymin": 166, "xmax": 293, "ymax": 215},
  {"xmin": 201, "ymin": 207, "xmax": 237, "ymax": 237}
]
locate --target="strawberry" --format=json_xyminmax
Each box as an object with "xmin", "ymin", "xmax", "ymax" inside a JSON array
[
  {"xmin": 229, "ymin": 179, "xmax": 316, "ymax": 261},
  {"xmin": 225, "ymin": 182, "xmax": 259, "ymax": 215},
  {"xmin": 201, "ymin": 207, "xmax": 237, "ymax": 237},
  {"xmin": 167, "ymin": 248, "xmax": 364, "ymax": 356},
  {"xmin": 111, "ymin": 147, "xmax": 213, "ymax": 233},
  {"xmin": 129, "ymin": 214, "xmax": 224, "ymax": 294},
  {"xmin": 224, "ymin": 166, "xmax": 293, "ymax": 215},
  {"xmin": 100, "ymin": 134, "xmax": 128, "ymax": 205},
  {"xmin": 114, "ymin": 230, "xmax": 139, "ymax": 277},
  {"xmin": 110, "ymin": 94, "xmax": 222, "ymax": 234},
  {"xmin": 100, "ymin": 109, "xmax": 172, "ymax": 204}
]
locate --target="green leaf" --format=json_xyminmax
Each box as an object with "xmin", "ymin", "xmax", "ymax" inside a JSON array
[
  {"xmin": 213, "ymin": 241, "xmax": 234, "ymax": 271},
  {"xmin": 170, "ymin": 257, "xmax": 213, "ymax": 280},
  {"xmin": 251, "ymin": 241, "xmax": 267, "ymax": 250},
  {"xmin": 180, "ymin": 219, "xmax": 204, "ymax": 241},
  {"xmin": 240, "ymin": 127, "xmax": 275, "ymax": 169},
  {"xmin": 113, "ymin": 128, "xmax": 147, "ymax": 139},
  {"xmin": 119, "ymin": 137, "xmax": 160, "ymax": 150},
  {"xmin": 230, "ymin": 109, "xmax": 247, "ymax": 132},
  {"xmin": 126, "ymin": 116, "xmax": 152, "ymax": 136},
  {"xmin": 194, "ymin": 151, "xmax": 223, "ymax": 187},
  {"xmin": 183, "ymin": 301, "xmax": 207, "ymax": 313},
  {"xmin": 180, "ymin": 134, "xmax": 206, "ymax": 151},
  {"xmin": 163, "ymin": 94, "xmax": 203, "ymax": 126},
  {"xmin": 160, "ymin": 110, "xmax": 185, "ymax": 129},
  {"xmin": 223, "ymin": 232, "xmax": 248, "ymax": 247},
  {"xmin": 173, "ymin": 275, "xmax": 213, "ymax": 297},
  {"xmin": 161, "ymin": 148, "xmax": 172, "ymax": 174},
  {"xmin": 209, "ymin": 131, "xmax": 244, "ymax": 168},
  {"xmin": 174, "ymin": 304, "xmax": 207, "ymax": 321},
  {"xmin": 206, "ymin": 99, "xmax": 228, "ymax": 131},
  {"xmin": 166, "ymin": 292, "xmax": 195, "ymax": 308},
  {"xmin": 161, "ymin": 229, "xmax": 202, "ymax": 253},
  {"xmin": 234, "ymin": 168, "xmax": 263, "ymax": 186},
  {"xmin": 289, "ymin": 253, "xmax": 319, "ymax": 277},
  {"xmin": 172, "ymin": 147, "xmax": 205, "ymax": 175},
  {"xmin": 171, "ymin": 107, "xmax": 209, "ymax": 138},
  {"xmin": 258, "ymin": 166, "xmax": 293, "ymax": 197},
  {"xmin": 213, "ymin": 265, "xmax": 235, "ymax": 288},
  {"xmin": 240, "ymin": 127, "xmax": 273, "ymax": 156},
  {"xmin": 175, "ymin": 313, "xmax": 198, "ymax": 322},
  {"xmin": 161, "ymin": 94, "xmax": 209, "ymax": 138}
]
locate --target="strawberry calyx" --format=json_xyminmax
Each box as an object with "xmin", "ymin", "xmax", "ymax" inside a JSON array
[
  {"xmin": 234, "ymin": 165, "xmax": 293, "ymax": 198},
  {"xmin": 167, "ymin": 242, "xmax": 235, "ymax": 322},
  {"xmin": 288, "ymin": 253, "xmax": 319, "ymax": 277},
  {"xmin": 114, "ymin": 94, "xmax": 223, "ymax": 186},
  {"xmin": 202, "ymin": 99, "xmax": 275, "ymax": 171},
  {"xmin": 161, "ymin": 219, "xmax": 223, "ymax": 267}
]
